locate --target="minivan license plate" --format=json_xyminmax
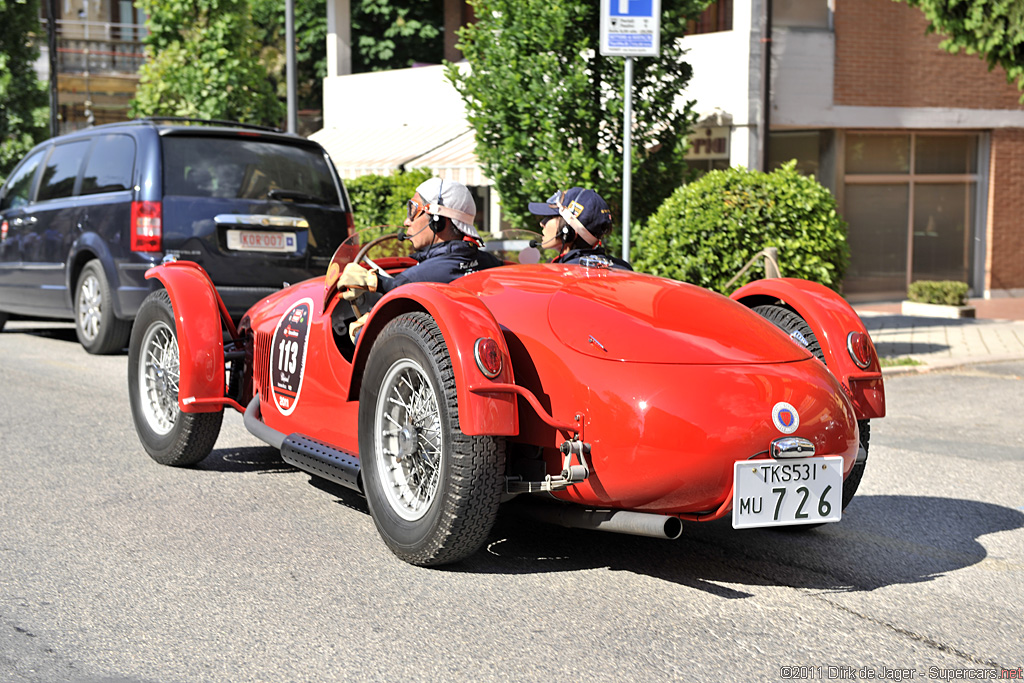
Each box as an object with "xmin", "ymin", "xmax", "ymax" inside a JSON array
[
  {"xmin": 227, "ymin": 230, "xmax": 296, "ymax": 253},
  {"xmin": 732, "ymin": 457, "xmax": 843, "ymax": 529}
]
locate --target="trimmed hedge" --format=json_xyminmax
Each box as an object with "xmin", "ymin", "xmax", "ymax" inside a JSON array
[
  {"xmin": 631, "ymin": 161, "xmax": 850, "ymax": 294},
  {"xmin": 345, "ymin": 169, "xmax": 433, "ymax": 233},
  {"xmin": 908, "ymin": 280, "xmax": 969, "ymax": 306}
]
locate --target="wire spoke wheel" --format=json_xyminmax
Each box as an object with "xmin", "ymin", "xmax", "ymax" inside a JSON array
[
  {"xmin": 127, "ymin": 290, "xmax": 222, "ymax": 467},
  {"xmin": 137, "ymin": 319, "xmax": 180, "ymax": 436},
  {"xmin": 359, "ymin": 312, "xmax": 506, "ymax": 566},
  {"xmin": 375, "ymin": 359, "xmax": 443, "ymax": 521}
]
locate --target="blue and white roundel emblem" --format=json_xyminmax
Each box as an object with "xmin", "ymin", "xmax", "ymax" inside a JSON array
[{"xmin": 772, "ymin": 402, "xmax": 800, "ymax": 434}]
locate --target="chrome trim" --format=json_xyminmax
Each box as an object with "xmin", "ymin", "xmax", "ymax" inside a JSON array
[
  {"xmin": 214, "ymin": 213, "xmax": 310, "ymax": 229},
  {"xmin": 771, "ymin": 436, "xmax": 815, "ymax": 459}
]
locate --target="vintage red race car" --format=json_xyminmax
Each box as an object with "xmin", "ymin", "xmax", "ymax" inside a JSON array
[{"xmin": 127, "ymin": 229, "xmax": 885, "ymax": 566}]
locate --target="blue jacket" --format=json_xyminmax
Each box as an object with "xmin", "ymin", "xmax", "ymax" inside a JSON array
[
  {"xmin": 554, "ymin": 248, "xmax": 633, "ymax": 271},
  {"xmin": 377, "ymin": 239, "xmax": 503, "ymax": 294}
]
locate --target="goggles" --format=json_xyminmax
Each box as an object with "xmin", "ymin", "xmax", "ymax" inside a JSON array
[{"xmin": 407, "ymin": 198, "xmax": 429, "ymax": 221}]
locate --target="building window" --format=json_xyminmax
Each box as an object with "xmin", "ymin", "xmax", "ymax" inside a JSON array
[
  {"xmin": 773, "ymin": 0, "xmax": 830, "ymax": 29},
  {"xmin": 842, "ymin": 132, "xmax": 981, "ymax": 299},
  {"xmin": 687, "ymin": 0, "xmax": 732, "ymax": 35}
]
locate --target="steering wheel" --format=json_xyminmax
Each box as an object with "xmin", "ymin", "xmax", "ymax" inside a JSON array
[{"xmin": 346, "ymin": 231, "xmax": 404, "ymax": 318}]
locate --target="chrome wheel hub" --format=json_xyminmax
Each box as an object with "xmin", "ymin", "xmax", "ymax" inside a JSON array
[
  {"xmin": 374, "ymin": 358, "xmax": 442, "ymax": 522},
  {"xmin": 138, "ymin": 321, "xmax": 179, "ymax": 436}
]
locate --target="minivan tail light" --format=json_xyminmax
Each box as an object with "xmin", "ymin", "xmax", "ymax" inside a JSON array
[{"xmin": 131, "ymin": 201, "xmax": 162, "ymax": 252}]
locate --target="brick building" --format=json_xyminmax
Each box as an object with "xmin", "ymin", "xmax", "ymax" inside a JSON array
[{"xmin": 683, "ymin": 0, "xmax": 1024, "ymax": 299}]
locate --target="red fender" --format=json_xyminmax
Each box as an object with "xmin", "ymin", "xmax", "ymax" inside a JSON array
[
  {"xmin": 732, "ymin": 278, "xmax": 885, "ymax": 419},
  {"xmin": 348, "ymin": 283, "xmax": 518, "ymax": 436},
  {"xmin": 145, "ymin": 262, "xmax": 227, "ymax": 414}
]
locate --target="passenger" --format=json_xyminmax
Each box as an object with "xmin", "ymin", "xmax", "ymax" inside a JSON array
[
  {"xmin": 527, "ymin": 187, "xmax": 633, "ymax": 270},
  {"xmin": 336, "ymin": 177, "xmax": 503, "ymax": 339}
]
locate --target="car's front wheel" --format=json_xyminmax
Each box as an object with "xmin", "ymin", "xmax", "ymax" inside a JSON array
[
  {"xmin": 75, "ymin": 260, "xmax": 131, "ymax": 354},
  {"xmin": 359, "ymin": 312, "xmax": 505, "ymax": 566},
  {"xmin": 128, "ymin": 290, "xmax": 222, "ymax": 466}
]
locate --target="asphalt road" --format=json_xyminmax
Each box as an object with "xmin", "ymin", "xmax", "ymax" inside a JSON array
[{"xmin": 2, "ymin": 320, "xmax": 1022, "ymax": 683}]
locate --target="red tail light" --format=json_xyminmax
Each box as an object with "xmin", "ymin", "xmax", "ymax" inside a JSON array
[
  {"xmin": 474, "ymin": 337, "xmax": 503, "ymax": 378},
  {"xmin": 847, "ymin": 331, "xmax": 875, "ymax": 369},
  {"xmin": 131, "ymin": 200, "xmax": 162, "ymax": 252}
]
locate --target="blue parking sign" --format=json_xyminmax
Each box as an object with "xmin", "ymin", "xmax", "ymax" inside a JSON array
[
  {"xmin": 609, "ymin": 0, "xmax": 653, "ymax": 17},
  {"xmin": 600, "ymin": 0, "xmax": 661, "ymax": 57}
]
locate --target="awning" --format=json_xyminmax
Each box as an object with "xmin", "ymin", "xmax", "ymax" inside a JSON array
[{"xmin": 310, "ymin": 123, "xmax": 492, "ymax": 186}]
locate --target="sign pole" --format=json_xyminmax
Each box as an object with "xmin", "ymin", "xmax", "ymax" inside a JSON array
[
  {"xmin": 600, "ymin": 0, "xmax": 659, "ymax": 264},
  {"xmin": 622, "ymin": 56, "xmax": 633, "ymax": 263}
]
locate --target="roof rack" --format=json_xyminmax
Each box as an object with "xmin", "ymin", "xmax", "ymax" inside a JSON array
[{"xmin": 137, "ymin": 117, "xmax": 284, "ymax": 134}]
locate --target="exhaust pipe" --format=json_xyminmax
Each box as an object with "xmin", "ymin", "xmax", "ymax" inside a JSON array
[{"xmin": 516, "ymin": 502, "xmax": 683, "ymax": 540}]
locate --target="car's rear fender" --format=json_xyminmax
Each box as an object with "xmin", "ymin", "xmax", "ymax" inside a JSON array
[
  {"xmin": 348, "ymin": 284, "xmax": 518, "ymax": 436},
  {"xmin": 732, "ymin": 278, "xmax": 885, "ymax": 419},
  {"xmin": 145, "ymin": 261, "xmax": 233, "ymax": 414}
]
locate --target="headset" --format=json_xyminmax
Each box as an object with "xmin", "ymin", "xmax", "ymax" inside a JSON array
[{"xmin": 429, "ymin": 179, "xmax": 446, "ymax": 234}]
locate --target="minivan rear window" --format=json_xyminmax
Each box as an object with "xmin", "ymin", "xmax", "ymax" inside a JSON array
[{"xmin": 162, "ymin": 136, "xmax": 340, "ymax": 204}]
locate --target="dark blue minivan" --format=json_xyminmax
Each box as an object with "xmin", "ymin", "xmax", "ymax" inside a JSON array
[{"xmin": 0, "ymin": 118, "xmax": 353, "ymax": 353}]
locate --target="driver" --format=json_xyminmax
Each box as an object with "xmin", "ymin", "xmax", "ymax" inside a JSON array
[
  {"xmin": 337, "ymin": 177, "xmax": 502, "ymax": 338},
  {"xmin": 527, "ymin": 187, "xmax": 632, "ymax": 270}
]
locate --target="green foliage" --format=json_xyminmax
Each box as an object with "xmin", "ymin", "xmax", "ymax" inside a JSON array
[
  {"xmin": 346, "ymin": 169, "xmax": 433, "ymax": 234},
  {"xmin": 632, "ymin": 161, "xmax": 850, "ymax": 295},
  {"xmin": 895, "ymin": 0, "xmax": 1024, "ymax": 100},
  {"xmin": 249, "ymin": 0, "xmax": 443, "ymax": 113},
  {"xmin": 908, "ymin": 280, "xmax": 969, "ymax": 306},
  {"xmin": 0, "ymin": 0, "xmax": 49, "ymax": 182},
  {"xmin": 251, "ymin": 0, "xmax": 328, "ymax": 111},
  {"xmin": 352, "ymin": 0, "xmax": 443, "ymax": 72},
  {"xmin": 449, "ymin": 0, "xmax": 707, "ymax": 234},
  {"xmin": 131, "ymin": 0, "xmax": 284, "ymax": 126}
]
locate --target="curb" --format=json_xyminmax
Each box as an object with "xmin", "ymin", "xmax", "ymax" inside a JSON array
[{"xmin": 881, "ymin": 353, "xmax": 1024, "ymax": 376}]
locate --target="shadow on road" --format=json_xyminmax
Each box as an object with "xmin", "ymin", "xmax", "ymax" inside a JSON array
[
  {"xmin": 450, "ymin": 495, "xmax": 1023, "ymax": 597},
  {"xmin": 198, "ymin": 445, "xmax": 296, "ymax": 474}
]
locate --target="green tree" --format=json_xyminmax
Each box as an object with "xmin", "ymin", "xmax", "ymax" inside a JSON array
[
  {"xmin": 448, "ymin": 0, "xmax": 708, "ymax": 233},
  {"xmin": 131, "ymin": 0, "xmax": 284, "ymax": 126},
  {"xmin": 0, "ymin": 0, "xmax": 49, "ymax": 182},
  {"xmin": 895, "ymin": 0, "xmax": 1024, "ymax": 99},
  {"xmin": 632, "ymin": 162, "xmax": 849, "ymax": 294},
  {"xmin": 250, "ymin": 0, "xmax": 443, "ymax": 115}
]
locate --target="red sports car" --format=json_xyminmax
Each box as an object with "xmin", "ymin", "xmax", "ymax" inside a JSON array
[{"xmin": 127, "ymin": 229, "xmax": 885, "ymax": 566}]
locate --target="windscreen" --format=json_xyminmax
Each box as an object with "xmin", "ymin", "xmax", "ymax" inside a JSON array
[{"xmin": 162, "ymin": 135, "xmax": 340, "ymax": 204}]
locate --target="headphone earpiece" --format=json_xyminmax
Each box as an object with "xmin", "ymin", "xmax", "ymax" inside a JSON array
[
  {"xmin": 430, "ymin": 180, "xmax": 445, "ymax": 233},
  {"xmin": 558, "ymin": 220, "xmax": 576, "ymax": 245}
]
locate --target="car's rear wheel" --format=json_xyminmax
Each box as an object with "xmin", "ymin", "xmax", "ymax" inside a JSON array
[
  {"xmin": 359, "ymin": 312, "xmax": 505, "ymax": 566},
  {"xmin": 128, "ymin": 290, "xmax": 222, "ymax": 466},
  {"xmin": 75, "ymin": 260, "xmax": 131, "ymax": 354},
  {"xmin": 752, "ymin": 303, "xmax": 869, "ymax": 513}
]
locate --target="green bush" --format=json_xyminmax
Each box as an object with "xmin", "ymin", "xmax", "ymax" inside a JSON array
[
  {"xmin": 631, "ymin": 161, "xmax": 850, "ymax": 295},
  {"xmin": 345, "ymin": 169, "xmax": 433, "ymax": 234},
  {"xmin": 908, "ymin": 280, "xmax": 969, "ymax": 306}
]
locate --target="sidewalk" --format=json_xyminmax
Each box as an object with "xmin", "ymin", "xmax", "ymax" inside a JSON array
[{"xmin": 853, "ymin": 297, "xmax": 1024, "ymax": 374}]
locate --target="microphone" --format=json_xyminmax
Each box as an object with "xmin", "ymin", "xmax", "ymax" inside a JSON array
[{"xmin": 528, "ymin": 239, "xmax": 540, "ymax": 248}]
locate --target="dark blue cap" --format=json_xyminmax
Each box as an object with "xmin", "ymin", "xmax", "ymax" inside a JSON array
[{"xmin": 527, "ymin": 187, "xmax": 613, "ymax": 234}]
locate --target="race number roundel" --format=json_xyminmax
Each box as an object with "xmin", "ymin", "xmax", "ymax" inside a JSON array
[
  {"xmin": 270, "ymin": 298, "xmax": 313, "ymax": 416},
  {"xmin": 772, "ymin": 402, "xmax": 800, "ymax": 434}
]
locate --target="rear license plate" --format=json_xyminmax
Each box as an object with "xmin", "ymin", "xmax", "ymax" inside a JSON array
[
  {"xmin": 732, "ymin": 457, "xmax": 843, "ymax": 529},
  {"xmin": 226, "ymin": 230, "xmax": 296, "ymax": 253}
]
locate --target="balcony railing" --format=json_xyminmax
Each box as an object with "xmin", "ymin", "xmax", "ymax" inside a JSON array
[{"xmin": 39, "ymin": 19, "xmax": 147, "ymax": 75}]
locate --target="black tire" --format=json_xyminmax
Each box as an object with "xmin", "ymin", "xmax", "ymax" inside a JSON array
[
  {"xmin": 842, "ymin": 419, "xmax": 870, "ymax": 511},
  {"xmin": 752, "ymin": 304, "xmax": 867, "ymax": 515},
  {"xmin": 752, "ymin": 304, "xmax": 822, "ymax": 361},
  {"xmin": 75, "ymin": 260, "xmax": 132, "ymax": 354},
  {"xmin": 128, "ymin": 290, "xmax": 222, "ymax": 466},
  {"xmin": 359, "ymin": 312, "xmax": 506, "ymax": 566},
  {"xmin": 0, "ymin": 311, "xmax": 8, "ymax": 332}
]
